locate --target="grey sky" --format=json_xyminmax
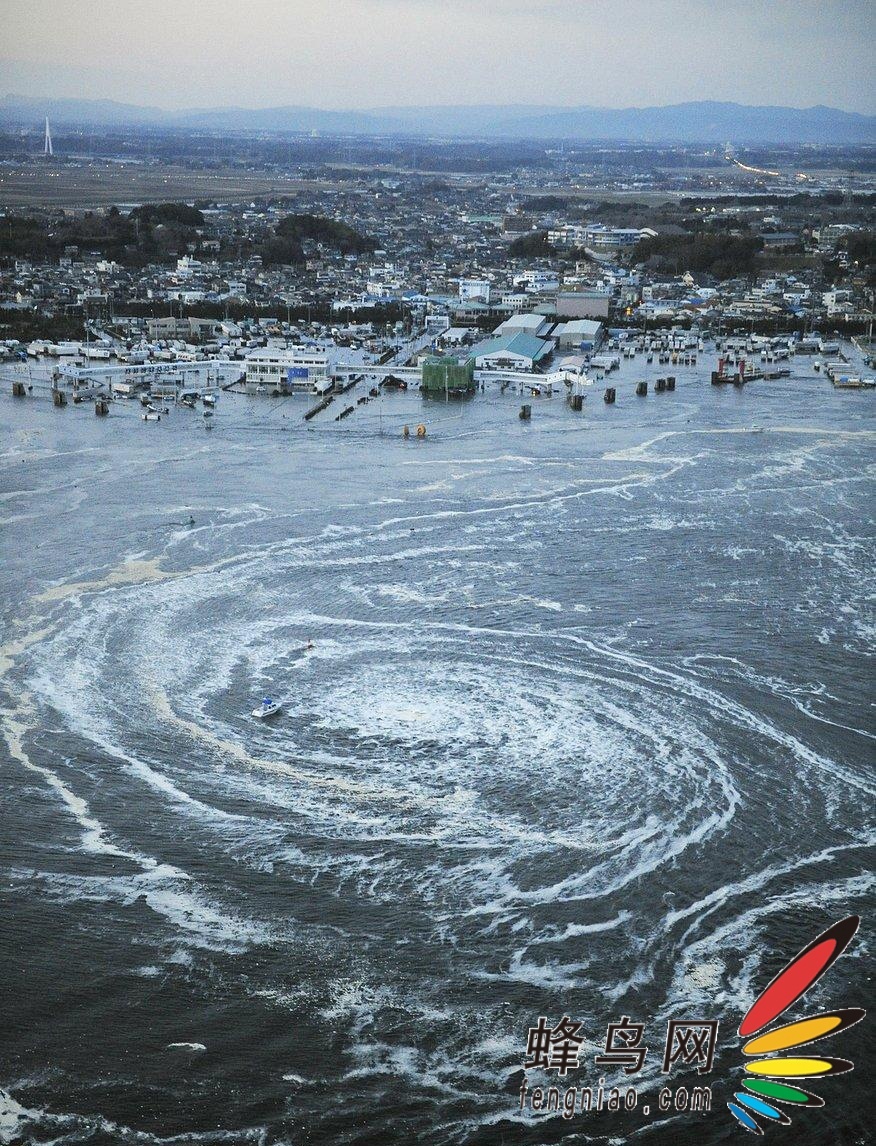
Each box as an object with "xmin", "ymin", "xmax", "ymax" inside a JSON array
[{"xmin": 2, "ymin": 0, "xmax": 874, "ymax": 113}]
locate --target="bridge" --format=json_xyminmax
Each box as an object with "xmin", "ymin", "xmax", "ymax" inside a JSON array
[
  {"xmin": 54, "ymin": 359, "xmax": 241, "ymax": 386},
  {"xmin": 5, "ymin": 354, "xmax": 586, "ymax": 400},
  {"xmin": 2, "ymin": 357, "xmax": 243, "ymax": 395}
]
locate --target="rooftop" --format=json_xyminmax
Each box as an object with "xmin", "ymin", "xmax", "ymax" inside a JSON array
[{"xmin": 470, "ymin": 331, "xmax": 553, "ymax": 362}]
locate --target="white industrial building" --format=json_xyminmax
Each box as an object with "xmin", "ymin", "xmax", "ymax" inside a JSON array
[{"xmin": 494, "ymin": 313, "xmax": 555, "ymax": 339}]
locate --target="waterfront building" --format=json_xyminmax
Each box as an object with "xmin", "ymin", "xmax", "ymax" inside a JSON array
[
  {"xmin": 470, "ymin": 331, "xmax": 552, "ymax": 372},
  {"xmin": 554, "ymin": 319, "xmax": 604, "ymax": 351},
  {"xmin": 494, "ymin": 313, "xmax": 554, "ymax": 339},
  {"xmin": 244, "ymin": 345, "xmax": 330, "ymax": 392}
]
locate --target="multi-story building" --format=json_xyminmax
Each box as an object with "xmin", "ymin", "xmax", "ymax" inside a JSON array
[
  {"xmin": 580, "ymin": 225, "xmax": 655, "ymax": 251},
  {"xmin": 458, "ymin": 278, "xmax": 492, "ymax": 303},
  {"xmin": 514, "ymin": 269, "xmax": 559, "ymax": 293},
  {"xmin": 549, "ymin": 224, "xmax": 656, "ymax": 252},
  {"xmin": 244, "ymin": 345, "xmax": 331, "ymax": 393}
]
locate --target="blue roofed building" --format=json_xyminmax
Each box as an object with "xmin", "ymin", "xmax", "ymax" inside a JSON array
[{"xmin": 470, "ymin": 331, "xmax": 554, "ymax": 371}]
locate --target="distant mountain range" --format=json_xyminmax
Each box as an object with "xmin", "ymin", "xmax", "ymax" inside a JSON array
[{"xmin": 1, "ymin": 95, "xmax": 873, "ymax": 144}]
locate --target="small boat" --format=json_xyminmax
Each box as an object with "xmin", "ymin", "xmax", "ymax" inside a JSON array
[{"xmin": 252, "ymin": 697, "xmax": 281, "ymax": 719}]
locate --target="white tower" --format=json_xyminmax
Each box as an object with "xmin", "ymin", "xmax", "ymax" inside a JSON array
[{"xmin": 44, "ymin": 117, "xmax": 53, "ymax": 157}]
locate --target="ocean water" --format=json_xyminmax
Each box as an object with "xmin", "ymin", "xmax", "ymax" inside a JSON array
[{"xmin": 0, "ymin": 354, "xmax": 873, "ymax": 1145}]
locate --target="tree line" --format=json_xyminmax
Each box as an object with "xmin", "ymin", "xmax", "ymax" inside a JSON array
[{"xmin": 0, "ymin": 205, "xmax": 377, "ymax": 269}]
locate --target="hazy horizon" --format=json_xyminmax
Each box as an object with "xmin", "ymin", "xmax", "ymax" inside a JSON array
[
  {"xmin": 2, "ymin": 0, "xmax": 874, "ymax": 116},
  {"xmin": 2, "ymin": 93, "xmax": 873, "ymax": 116}
]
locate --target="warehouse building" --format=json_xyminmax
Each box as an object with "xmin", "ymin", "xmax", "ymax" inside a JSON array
[
  {"xmin": 555, "ymin": 290, "xmax": 612, "ymax": 320},
  {"xmin": 494, "ymin": 313, "xmax": 554, "ymax": 339},
  {"xmin": 554, "ymin": 319, "xmax": 604, "ymax": 352},
  {"xmin": 470, "ymin": 331, "xmax": 553, "ymax": 372}
]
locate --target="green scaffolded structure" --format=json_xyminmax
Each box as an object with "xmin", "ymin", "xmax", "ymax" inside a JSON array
[{"xmin": 420, "ymin": 355, "xmax": 476, "ymax": 396}]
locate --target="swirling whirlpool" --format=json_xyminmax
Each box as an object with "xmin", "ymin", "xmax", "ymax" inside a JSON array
[{"xmin": 1, "ymin": 404, "xmax": 873, "ymax": 1145}]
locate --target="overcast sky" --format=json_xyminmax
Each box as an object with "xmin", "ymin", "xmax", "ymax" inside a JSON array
[{"xmin": 2, "ymin": 0, "xmax": 874, "ymax": 113}]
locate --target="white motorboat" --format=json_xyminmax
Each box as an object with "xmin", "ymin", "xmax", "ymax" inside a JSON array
[{"xmin": 252, "ymin": 697, "xmax": 281, "ymax": 719}]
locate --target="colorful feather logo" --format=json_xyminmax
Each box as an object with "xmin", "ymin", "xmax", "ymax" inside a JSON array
[{"xmin": 728, "ymin": 915, "xmax": 864, "ymax": 1135}]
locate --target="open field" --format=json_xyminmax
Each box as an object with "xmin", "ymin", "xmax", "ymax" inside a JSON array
[
  {"xmin": 0, "ymin": 163, "xmax": 680, "ymax": 208},
  {"xmin": 0, "ymin": 163, "xmax": 335, "ymax": 207}
]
